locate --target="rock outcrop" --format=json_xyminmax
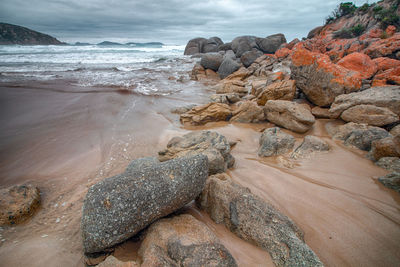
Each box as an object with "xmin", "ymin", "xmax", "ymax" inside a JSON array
[
  {"xmin": 376, "ymin": 157, "xmax": 400, "ymax": 172},
  {"xmin": 378, "ymin": 172, "xmax": 400, "ymax": 193},
  {"xmin": 197, "ymin": 173, "xmax": 323, "ymax": 267},
  {"xmin": 230, "ymin": 101, "xmax": 265, "ymax": 123},
  {"xmin": 158, "ymin": 131, "xmax": 234, "ymax": 175},
  {"xmin": 329, "ymin": 86, "xmax": 400, "ymax": 119},
  {"xmin": 256, "ymin": 80, "xmax": 296, "ymax": 106},
  {"xmin": 264, "ymin": 100, "xmax": 315, "ymax": 133},
  {"xmin": 368, "ymin": 136, "xmax": 400, "ymax": 161},
  {"xmin": 340, "ymin": 104, "xmax": 399, "ymax": 126},
  {"xmin": 332, "ymin": 122, "xmax": 390, "ymax": 151},
  {"xmin": 97, "ymin": 256, "xmax": 139, "ymax": 267},
  {"xmin": 218, "ymin": 58, "xmax": 241, "ymax": 78},
  {"xmin": 0, "ymin": 23, "xmax": 64, "ymax": 45},
  {"xmin": 258, "ymin": 127, "xmax": 296, "ymax": 157},
  {"xmin": 81, "ymin": 155, "xmax": 208, "ymax": 253},
  {"xmin": 180, "ymin": 103, "xmax": 232, "ymax": 126},
  {"xmin": 139, "ymin": 214, "xmax": 237, "ymax": 267},
  {"xmin": 0, "ymin": 184, "xmax": 40, "ymax": 225}
]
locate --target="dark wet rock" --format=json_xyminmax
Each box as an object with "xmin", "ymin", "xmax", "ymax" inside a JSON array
[
  {"xmin": 291, "ymin": 136, "xmax": 330, "ymax": 159},
  {"xmin": 158, "ymin": 131, "xmax": 234, "ymax": 175},
  {"xmin": 264, "ymin": 100, "xmax": 315, "ymax": 133},
  {"xmin": 378, "ymin": 172, "xmax": 400, "ymax": 193},
  {"xmin": 256, "ymin": 33, "xmax": 287, "ymax": 54},
  {"xmin": 203, "ymin": 37, "xmax": 224, "ymax": 53},
  {"xmin": 81, "ymin": 155, "xmax": 208, "ymax": 253},
  {"xmin": 231, "ymin": 36, "xmax": 259, "ymax": 58},
  {"xmin": 241, "ymin": 49, "xmax": 263, "ymax": 68},
  {"xmin": 376, "ymin": 157, "xmax": 400, "ymax": 172},
  {"xmin": 200, "ymin": 53, "xmax": 224, "ymax": 72},
  {"xmin": 332, "ymin": 122, "xmax": 390, "ymax": 151},
  {"xmin": 139, "ymin": 214, "xmax": 237, "ymax": 267},
  {"xmin": 197, "ymin": 173, "xmax": 323, "ymax": 267},
  {"xmin": 218, "ymin": 42, "xmax": 232, "ymax": 51},
  {"xmin": 179, "ymin": 103, "xmax": 233, "ymax": 126},
  {"xmin": 0, "ymin": 23, "xmax": 64, "ymax": 45},
  {"xmin": 258, "ymin": 127, "xmax": 295, "ymax": 157},
  {"xmin": 217, "ymin": 58, "xmax": 241, "ymax": 79},
  {"xmin": 184, "ymin": 38, "xmax": 208, "ymax": 55},
  {"xmin": 230, "ymin": 101, "xmax": 265, "ymax": 123},
  {"xmin": 0, "ymin": 184, "xmax": 40, "ymax": 226}
]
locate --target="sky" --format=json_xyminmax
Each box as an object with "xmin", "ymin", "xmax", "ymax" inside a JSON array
[{"xmin": 0, "ymin": 0, "xmax": 371, "ymax": 45}]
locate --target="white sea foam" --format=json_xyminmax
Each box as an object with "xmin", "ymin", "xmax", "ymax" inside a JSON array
[{"xmin": 0, "ymin": 44, "xmax": 194, "ymax": 95}]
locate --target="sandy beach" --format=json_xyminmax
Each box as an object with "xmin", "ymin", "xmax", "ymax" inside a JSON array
[{"xmin": 0, "ymin": 73, "xmax": 399, "ymax": 266}]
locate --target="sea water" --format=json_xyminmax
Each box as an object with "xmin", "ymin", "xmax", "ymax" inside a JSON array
[{"xmin": 0, "ymin": 43, "xmax": 194, "ymax": 95}]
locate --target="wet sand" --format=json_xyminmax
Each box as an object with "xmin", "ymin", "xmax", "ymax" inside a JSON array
[{"xmin": 0, "ymin": 79, "xmax": 399, "ymax": 266}]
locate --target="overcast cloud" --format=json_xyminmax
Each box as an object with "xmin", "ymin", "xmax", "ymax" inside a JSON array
[{"xmin": 0, "ymin": 0, "xmax": 370, "ymax": 44}]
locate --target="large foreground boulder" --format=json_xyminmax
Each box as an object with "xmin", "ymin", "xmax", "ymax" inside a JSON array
[
  {"xmin": 158, "ymin": 131, "xmax": 234, "ymax": 175},
  {"xmin": 264, "ymin": 100, "xmax": 315, "ymax": 133},
  {"xmin": 197, "ymin": 173, "xmax": 323, "ymax": 267},
  {"xmin": 180, "ymin": 103, "xmax": 232, "ymax": 126},
  {"xmin": 139, "ymin": 214, "xmax": 237, "ymax": 267},
  {"xmin": 0, "ymin": 184, "xmax": 40, "ymax": 225},
  {"xmin": 329, "ymin": 86, "xmax": 400, "ymax": 118},
  {"xmin": 258, "ymin": 127, "xmax": 295, "ymax": 157},
  {"xmin": 81, "ymin": 155, "xmax": 208, "ymax": 253},
  {"xmin": 256, "ymin": 33, "xmax": 287, "ymax": 54}
]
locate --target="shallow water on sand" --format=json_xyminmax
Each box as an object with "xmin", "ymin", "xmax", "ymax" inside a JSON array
[{"xmin": 0, "ymin": 56, "xmax": 400, "ymax": 266}]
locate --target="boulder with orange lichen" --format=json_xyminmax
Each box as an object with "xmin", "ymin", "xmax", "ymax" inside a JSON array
[
  {"xmin": 290, "ymin": 45, "xmax": 363, "ymax": 106},
  {"xmin": 337, "ymin": 52, "xmax": 377, "ymax": 79}
]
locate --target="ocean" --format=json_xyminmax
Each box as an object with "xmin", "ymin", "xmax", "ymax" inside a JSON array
[{"xmin": 0, "ymin": 43, "xmax": 195, "ymax": 95}]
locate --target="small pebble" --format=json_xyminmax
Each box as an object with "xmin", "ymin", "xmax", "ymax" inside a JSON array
[
  {"xmin": 41, "ymin": 234, "xmax": 48, "ymax": 238},
  {"xmin": 56, "ymin": 218, "xmax": 60, "ymax": 223}
]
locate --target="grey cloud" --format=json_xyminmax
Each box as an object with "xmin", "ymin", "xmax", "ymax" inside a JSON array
[{"xmin": 0, "ymin": 0, "xmax": 370, "ymax": 44}]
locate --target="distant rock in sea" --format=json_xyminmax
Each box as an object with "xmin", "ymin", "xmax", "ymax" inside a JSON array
[
  {"xmin": 0, "ymin": 22, "xmax": 64, "ymax": 45},
  {"xmin": 74, "ymin": 42, "xmax": 91, "ymax": 46},
  {"xmin": 126, "ymin": 42, "xmax": 164, "ymax": 47},
  {"xmin": 97, "ymin": 41, "xmax": 124, "ymax": 46}
]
